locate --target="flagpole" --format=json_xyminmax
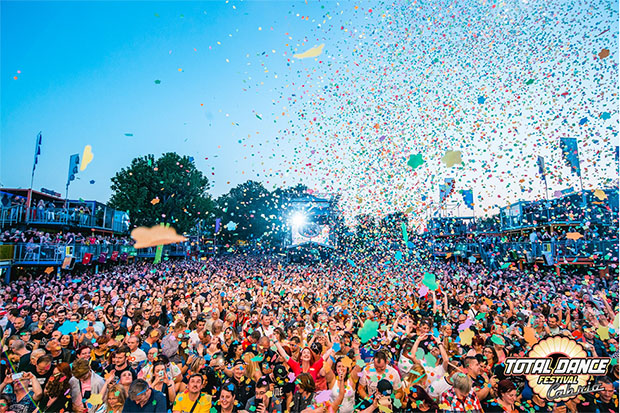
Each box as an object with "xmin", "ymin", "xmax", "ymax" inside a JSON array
[
  {"xmin": 27, "ymin": 132, "xmax": 42, "ymax": 211},
  {"xmin": 29, "ymin": 132, "xmax": 41, "ymax": 191}
]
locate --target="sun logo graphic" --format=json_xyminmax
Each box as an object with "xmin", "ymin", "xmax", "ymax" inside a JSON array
[{"xmin": 504, "ymin": 336, "xmax": 611, "ymax": 402}]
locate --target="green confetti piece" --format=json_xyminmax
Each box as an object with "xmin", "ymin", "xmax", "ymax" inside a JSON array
[{"xmin": 407, "ymin": 153, "xmax": 425, "ymax": 170}]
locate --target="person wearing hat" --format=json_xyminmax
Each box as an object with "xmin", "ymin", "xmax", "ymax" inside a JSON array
[
  {"xmin": 229, "ymin": 359, "xmax": 255, "ymax": 408},
  {"xmin": 261, "ymin": 363, "xmax": 294, "ymax": 411}
]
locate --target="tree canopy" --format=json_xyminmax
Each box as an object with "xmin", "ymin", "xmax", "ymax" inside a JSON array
[{"xmin": 109, "ymin": 153, "xmax": 214, "ymax": 234}]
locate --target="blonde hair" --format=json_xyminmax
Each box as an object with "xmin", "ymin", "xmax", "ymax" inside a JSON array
[
  {"xmin": 405, "ymin": 364, "xmax": 428, "ymax": 389},
  {"xmin": 451, "ymin": 373, "xmax": 472, "ymax": 394},
  {"xmin": 242, "ymin": 352, "xmax": 261, "ymax": 380},
  {"xmin": 106, "ymin": 384, "xmax": 127, "ymax": 409}
]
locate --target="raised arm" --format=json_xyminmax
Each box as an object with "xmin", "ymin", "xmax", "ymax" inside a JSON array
[{"xmin": 408, "ymin": 334, "xmax": 426, "ymax": 364}]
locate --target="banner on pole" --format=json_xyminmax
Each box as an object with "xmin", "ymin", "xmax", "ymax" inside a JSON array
[
  {"xmin": 559, "ymin": 138, "xmax": 581, "ymax": 177},
  {"xmin": 440, "ymin": 178, "xmax": 456, "ymax": 203},
  {"xmin": 153, "ymin": 245, "xmax": 164, "ymax": 264},
  {"xmin": 32, "ymin": 132, "xmax": 42, "ymax": 179},
  {"xmin": 67, "ymin": 154, "xmax": 80, "ymax": 187},
  {"xmin": 460, "ymin": 189, "xmax": 474, "ymax": 209},
  {"xmin": 537, "ymin": 156, "xmax": 546, "ymax": 181}
]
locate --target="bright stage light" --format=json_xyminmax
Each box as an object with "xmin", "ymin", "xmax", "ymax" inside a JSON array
[{"xmin": 290, "ymin": 212, "xmax": 307, "ymax": 227}]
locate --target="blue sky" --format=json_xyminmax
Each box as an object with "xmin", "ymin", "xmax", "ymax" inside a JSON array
[
  {"xmin": 1, "ymin": 0, "xmax": 340, "ymax": 198},
  {"xmin": 2, "ymin": 0, "xmax": 618, "ymax": 222}
]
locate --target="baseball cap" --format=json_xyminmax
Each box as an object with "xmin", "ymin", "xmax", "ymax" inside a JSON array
[{"xmin": 273, "ymin": 363, "xmax": 287, "ymax": 380}]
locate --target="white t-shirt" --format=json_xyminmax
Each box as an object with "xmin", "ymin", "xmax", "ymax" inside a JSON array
[
  {"xmin": 420, "ymin": 360, "xmax": 445, "ymax": 390},
  {"xmin": 397, "ymin": 355, "xmax": 414, "ymax": 376},
  {"xmin": 428, "ymin": 376, "xmax": 452, "ymax": 399},
  {"xmin": 360, "ymin": 365, "xmax": 402, "ymax": 396},
  {"xmin": 130, "ymin": 348, "xmax": 147, "ymax": 368}
]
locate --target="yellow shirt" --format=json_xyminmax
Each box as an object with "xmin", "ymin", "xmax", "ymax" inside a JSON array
[{"xmin": 173, "ymin": 392, "xmax": 212, "ymax": 413}]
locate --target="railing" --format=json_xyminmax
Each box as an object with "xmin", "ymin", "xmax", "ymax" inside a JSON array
[
  {"xmin": 3, "ymin": 242, "xmax": 188, "ymax": 265},
  {"xmin": 501, "ymin": 207, "xmax": 615, "ymax": 231},
  {"xmin": 11, "ymin": 243, "xmax": 66, "ymax": 264},
  {"xmin": 432, "ymin": 240, "xmax": 619, "ymax": 265},
  {"xmin": 0, "ymin": 206, "xmax": 129, "ymax": 233},
  {"xmin": 0, "ymin": 206, "xmax": 24, "ymax": 229},
  {"xmin": 134, "ymin": 244, "xmax": 187, "ymax": 258}
]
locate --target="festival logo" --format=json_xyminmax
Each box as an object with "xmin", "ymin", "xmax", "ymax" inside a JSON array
[{"xmin": 504, "ymin": 336, "xmax": 610, "ymax": 402}]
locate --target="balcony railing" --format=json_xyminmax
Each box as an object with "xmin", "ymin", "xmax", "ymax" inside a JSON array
[
  {"xmin": 432, "ymin": 240, "xmax": 619, "ymax": 266},
  {"xmin": 3, "ymin": 242, "xmax": 188, "ymax": 265},
  {"xmin": 0, "ymin": 206, "xmax": 24, "ymax": 228},
  {"xmin": 0, "ymin": 206, "xmax": 129, "ymax": 233}
]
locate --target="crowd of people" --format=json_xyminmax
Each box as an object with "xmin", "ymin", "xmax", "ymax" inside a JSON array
[
  {"xmin": 0, "ymin": 229, "xmax": 132, "ymax": 246},
  {"xmin": 0, "ymin": 255, "xmax": 615, "ymax": 413}
]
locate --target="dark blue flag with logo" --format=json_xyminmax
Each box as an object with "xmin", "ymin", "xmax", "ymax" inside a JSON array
[{"xmin": 559, "ymin": 138, "xmax": 581, "ymax": 177}]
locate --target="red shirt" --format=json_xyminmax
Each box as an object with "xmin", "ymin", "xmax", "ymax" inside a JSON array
[{"xmin": 287, "ymin": 357, "xmax": 324, "ymax": 382}]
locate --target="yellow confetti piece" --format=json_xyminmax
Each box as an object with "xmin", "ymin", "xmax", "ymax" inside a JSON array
[
  {"xmin": 459, "ymin": 329, "xmax": 474, "ymax": 345},
  {"xmin": 593, "ymin": 189, "xmax": 608, "ymax": 200},
  {"xmin": 80, "ymin": 145, "xmax": 94, "ymax": 171},
  {"xmin": 596, "ymin": 326, "xmax": 610, "ymax": 340},
  {"xmin": 294, "ymin": 44, "xmax": 325, "ymax": 59},
  {"xmin": 87, "ymin": 393, "xmax": 103, "ymax": 406},
  {"xmin": 523, "ymin": 326, "xmax": 538, "ymax": 347},
  {"xmin": 441, "ymin": 150, "xmax": 462, "ymax": 167}
]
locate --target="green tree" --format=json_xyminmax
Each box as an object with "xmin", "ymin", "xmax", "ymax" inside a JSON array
[
  {"xmin": 215, "ymin": 181, "xmax": 272, "ymax": 244},
  {"xmin": 108, "ymin": 153, "xmax": 214, "ymax": 234}
]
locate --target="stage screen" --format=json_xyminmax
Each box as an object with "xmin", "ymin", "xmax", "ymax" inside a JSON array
[{"xmin": 291, "ymin": 221, "xmax": 332, "ymax": 247}]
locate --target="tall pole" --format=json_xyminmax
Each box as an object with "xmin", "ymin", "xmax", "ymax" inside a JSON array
[{"xmin": 27, "ymin": 132, "xmax": 42, "ymax": 211}]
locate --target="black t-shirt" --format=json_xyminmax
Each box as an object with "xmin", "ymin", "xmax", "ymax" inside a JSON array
[
  {"xmin": 231, "ymin": 376, "xmax": 255, "ymax": 409},
  {"xmin": 28, "ymin": 364, "xmax": 53, "ymax": 388},
  {"xmin": 111, "ymin": 326, "xmax": 128, "ymax": 338},
  {"xmin": 51, "ymin": 349, "xmax": 74, "ymax": 365},
  {"xmin": 17, "ymin": 353, "xmax": 31, "ymax": 372},
  {"xmin": 448, "ymin": 298, "xmax": 470, "ymax": 312},
  {"xmin": 105, "ymin": 363, "xmax": 135, "ymax": 378},
  {"xmin": 262, "ymin": 373, "xmax": 294, "ymax": 402},
  {"xmin": 40, "ymin": 393, "xmax": 71, "ymax": 413},
  {"xmin": 32, "ymin": 330, "xmax": 53, "ymax": 343}
]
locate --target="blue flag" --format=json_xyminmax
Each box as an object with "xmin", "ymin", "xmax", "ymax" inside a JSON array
[
  {"xmin": 537, "ymin": 156, "xmax": 546, "ymax": 181},
  {"xmin": 32, "ymin": 132, "xmax": 42, "ymax": 179},
  {"xmin": 460, "ymin": 189, "xmax": 474, "ymax": 209},
  {"xmin": 67, "ymin": 154, "xmax": 80, "ymax": 188},
  {"xmin": 559, "ymin": 138, "xmax": 581, "ymax": 177},
  {"xmin": 440, "ymin": 178, "xmax": 455, "ymax": 203}
]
